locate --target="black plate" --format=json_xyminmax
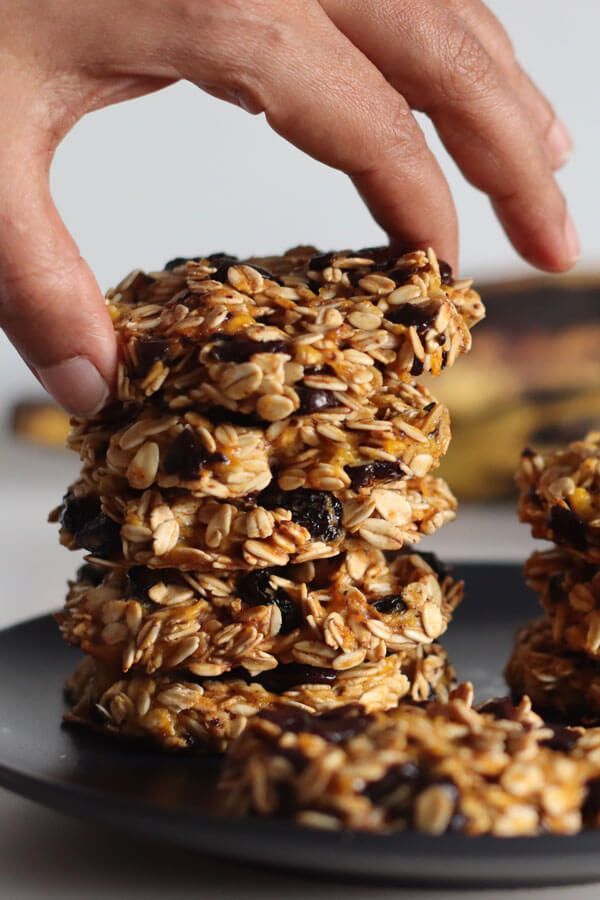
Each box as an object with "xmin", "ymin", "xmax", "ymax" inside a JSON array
[{"xmin": 1, "ymin": 563, "xmax": 600, "ymax": 888}]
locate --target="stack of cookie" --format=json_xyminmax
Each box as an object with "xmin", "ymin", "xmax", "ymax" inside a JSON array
[
  {"xmin": 507, "ymin": 433, "xmax": 600, "ymax": 723},
  {"xmin": 50, "ymin": 245, "xmax": 484, "ymax": 751}
]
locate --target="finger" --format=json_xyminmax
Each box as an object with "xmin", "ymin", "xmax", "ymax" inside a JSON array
[
  {"xmin": 166, "ymin": 0, "xmax": 458, "ymax": 266},
  {"xmin": 445, "ymin": 0, "xmax": 572, "ymax": 168},
  {"xmin": 321, "ymin": 0, "xmax": 578, "ymax": 272},
  {"xmin": 0, "ymin": 130, "xmax": 116, "ymax": 415}
]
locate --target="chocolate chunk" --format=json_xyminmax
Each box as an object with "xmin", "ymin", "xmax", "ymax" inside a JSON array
[
  {"xmin": 211, "ymin": 337, "xmax": 288, "ymax": 363},
  {"xmin": 548, "ymin": 504, "xmax": 587, "ymax": 551},
  {"xmin": 75, "ymin": 563, "xmax": 104, "ymax": 586},
  {"xmin": 438, "ymin": 260, "xmax": 453, "ymax": 285},
  {"xmin": 308, "ymin": 252, "xmax": 334, "ymax": 271},
  {"xmin": 135, "ymin": 338, "xmax": 170, "ymax": 376},
  {"xmin": 259, "ymin": 488, "xmax": 343, "ymax": 541},
  {"xmin": 295, "ymin": 385, "xmax": 340, "ymax": 416},
  {"xmin": 256, "ymin": 664, "xmax": 338, "ymax": 694},
  {"xmin": 346, "ymin": 460, "xmax": 407, "ymax": 491},
  {"xmin": 410, "ymin": 357, "xmax": 424, "ymax": 377},
  {"xmin": 364, "ymin": 761, "xmax": 420, "ymax": 803},
  {"xmin": 386, "ymin": 302, "xmax": 438, "ymax": 328},
  {"xmin": 371, "ymin": 594, "xmax": 408, "ymax": 615},
  {"xmin": 163, "ymin": 427, "xmax": 226, "ymax": 481},
  {"xmin": 541, "ymin": 725, "xmax": 581, "ymax": 753}
]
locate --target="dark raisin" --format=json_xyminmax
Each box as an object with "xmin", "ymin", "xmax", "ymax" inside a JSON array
[
  {"xmin": 478, "ymin": 697, "xmax": 518, "ymax": 721},
  {"xmin": 75, "ymin": 563, "xmax": 104, "ymax": 586},
  {"xmin": 256, "ymin": 664, "xmax": 338, "ymax": 693},
  {"xmin": 410, "ymin": 357, "xmax": 424, "ymax": 377},
  {"xmin": 438, "ymin": 260, "xmax": 453, "ymax": 285},
  {"xmin": 356, "ymin": 246, "xmax": 390, "ymax": 265},
  {"xmin": 75, "ymin": 514, "xmax": 121, "ymax": 557},
  {"xmin": 548, "ymin": 573, "xmax": 566, "ymax": 605},
  {"xmin": 125, "ymin": 566, "xmax": 180, "ymax": 601},
  {"xmin": 521, "ymin": 447, "xmax": 536, "ymax": 458},
  {"xmin": 236, "ymin": 570, "xmax": 300, "ymax": 635},
  {"xmin": 203, "ymin": 407, "xmax": 265, "ymax": 429},
  {"xmin": 311, "ymin": 705, "xmax": 374, "ymax": 743},
  {"xmin": 548, "ymin": 504, "xmax": 588, "ymax": 551},
  {"xmin": 386, "ymin": 266, "xmax": 420, "ymax": 284},
  {"xmin": 207, "ymin": 252, "xmax": 238, "ymax": 263},
  {"xmin": 386, "ymin": 300, "xmax": 438, "ymax": 328},
  {"xmin": 447, "ymin": 811, "xmax": 468, "ymax": 834},
  {"xmin": 305, "ymin": 554, "xmax": 345, "ymax": 589},
  {"xmin": 259, "ymin": 706, "xmax": 312, "ymax": 732},
  {"xmin": 249, "ymin": 264, "xmax": 279, "ymax": 282},
  {"xmin": 60, "ymin": 493, "xmax": 101, "ymax": 536},
  {"xmin": 164, "ymin": 256, "xmax": 203, "ymax": 271},
  {"xmin": 307, "ymin": 278, "xmax": 322, "ymax": 293},
  {"xmin": 259, "ymin": 488, "xmax": 342, "ymax": 541},
  {"xmin": 541, "ymin": 725, "xmax": 581, "ymax": 753},
  {"xmin": 308, "ymin": 252, "xmax": 334, "ymax": 271},
  {"xmin": 212, "ymin": 257, "xmax": 243, "ymax": 283},
  {"xmin": 441, "ymin": 350, "xmax": 449, "ymax": 369},
  {"xmin": 295, "ymin": 386, "xmax": 340, "ymax": 416},
  {"xmin": 211, "ymin": 338, "xmax": 288, "ymax": 363},
  {"xmin": 364, "ymin": 761, "xmax": 420, "ymax": 803},
  {"xmin": 583, "ymin": 776, "xmax": 600, "ymax": 824},
  {"xmin": 371, "ymin": 594, "xmax": 408, "ymax": 615},
  {"xmin": 164, "ymin": 427, "xmax": 226, "ymax": 480},
  {"xmin": 346, "ymin": 460, "xmax": 407, "ymax": 491},
  {"xmin": 135, "ymin": 338, "xmax": 170, "ymax": 376}
]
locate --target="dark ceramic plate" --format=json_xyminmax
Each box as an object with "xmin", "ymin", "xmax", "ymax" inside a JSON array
[{"xmin": 1, "ymin": 564, "xmax": 599, "ymax": 888}]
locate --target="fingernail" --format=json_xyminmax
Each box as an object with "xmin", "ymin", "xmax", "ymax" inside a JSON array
[
  {"xmin": 563, "ymin": 212, "xmax": 581, "ymax": 264},
  {"xmin": 547, "ymin": 119, "xmax": 573, "ymax": 166},
  {"xmin": 37, "ymin": 357, "xmax": 109, "ymax": 416}
]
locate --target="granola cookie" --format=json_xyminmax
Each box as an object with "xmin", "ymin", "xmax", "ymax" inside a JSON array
[
  {"xmin": 517, "ymin": 433, "xmax": 600, "ymax": 562},
  {"xmin": 219, "ymin": 683, "xmax": 600, "ymax": 835},
  {"xmin": 506, "ymin": 618, "xmax": 600, "ymax": 724},
  {"xmin": 66, "ymin": 382, "xmax": 451, "ymax": 498},
  {"xmin": 107, "ymin": 246, "xmax": 484, "ymax": 420},
  {"xmin": 525, "ymin": 549, "xmax": 600, "ymax": 659},
  {"xmin": 57, "ymin": 547, "xmax": 463, "ymax": 676},
  {"xmin": 64, "ymin": 644, "xmax": 454, "ymax": 753},
  {"xmin": 52, "ymin": 474, "xmax": 457, "ymax": 571}
]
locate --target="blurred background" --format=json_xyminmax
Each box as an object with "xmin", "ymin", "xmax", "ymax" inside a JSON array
[{"xmin": 1, "ymin": 0, "xmax": 598, "ymax": 625}]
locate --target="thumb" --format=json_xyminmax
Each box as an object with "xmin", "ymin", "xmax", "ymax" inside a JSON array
[{"xmin": 0, "ymin": 143, "xmax": 116, "ymax": 416}]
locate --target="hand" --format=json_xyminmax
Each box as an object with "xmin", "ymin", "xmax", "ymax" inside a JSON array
[{"xmin": 0, "ymin": 0, "xmax": 577, "ymax": 415}]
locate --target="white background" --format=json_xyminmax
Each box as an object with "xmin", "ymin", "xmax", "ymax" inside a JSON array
[{"xmin": 0, "ymin": 2, "xmax": 598, "ymax": 897}]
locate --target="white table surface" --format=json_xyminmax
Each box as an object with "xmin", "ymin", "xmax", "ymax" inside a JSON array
[{"xmin": 0, "ymin": 437, "xmax": 596, "ymax": 899}]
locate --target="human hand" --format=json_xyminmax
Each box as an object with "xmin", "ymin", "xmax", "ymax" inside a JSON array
[{"xmin": 0, "ymin": 0, "xmax": 577, "ymax": 415}]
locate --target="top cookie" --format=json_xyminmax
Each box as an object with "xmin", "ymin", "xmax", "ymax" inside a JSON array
[
  {"xmin": 106, "ymin": 246, "xmax": 484, "ymax": 421},
  {"xmin": 517, "ymin": 433, "xmax": 600, "ymax": 561}
]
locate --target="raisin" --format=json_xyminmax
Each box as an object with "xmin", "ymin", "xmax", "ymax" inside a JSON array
[
  {"xmin": 259, "ymin": 706, "xmax": 312, "ymax": 732},
  {"xmin": 541, "ymin": 725, "xmax": 581, "ymax": 753},
  {"xmin": 346, "ymin": 460, "xmax": 407, "ymax": 491},
  {"xmin": 256, "ymin": 664, "xmax": 338, "ymax": 693},
  {"xmin": 163, "ymin": 427, "xmax": 226, "ymax": 480},
  {"xmin": 371, "ymin": 594, "xmax": 408, "ymax": 615},
  {"xmin": 308, "ymin": 252, "xmax": 334, "ymax": 271},
  {"xmin": 75, "ymin": 563, "xmax": 104, "ymax": 586},
  {"xmin": 410, "ymin": 357, "xmax": 425, "ymax": 377},
  {"xmin": 203, "ymin": 407, "xmax": 265, "ymax": 429},
  {"xmin": 163, "ymin": 256, "xmax": 202, "ymax": 270},
  {"xmin": 584, "ymin": 776, "xmax": 600, "ymax": 824},
  {"xmin": 364, "ymin": 761, "xmax": 420, "ymax": 803},
  {"xmin": 60, "ymin": 493, "xmax": 101, "ymax": 536},
  {"xmin": 76, "ymin": 514, "xmax": 121, "ymax": 557},
  {"xmin": 438, "ymin": 260, "xmax": 453, "ymax": 285},
  {"xmin": 125, "ymin": 566, "xmax": 180, "ymax": 601},
  {"xmin": 478, "ymin": 697, "xmax": 518, "ymax": 721},
  {"xmin": 135, "ymin": 338, "xmax": 170, "ymax": 376},
  {"xmin": 441, "ymin": 350, "xmax": 449, "ymax": 369},
  {"xmin": 548, "ymin": 573, "xmax": 566, "ymax": 605},
  {"xmin": 548, "ymin": 504, "xmax": 588, "ymax": 551},
  {"xmin": 236, "ymin": 570, "xmax": 300, "ymax": 634},
  {"xmin": 295, "ymin": 385, "xmax": 340, "ymax": 416},
  {"xmin": 386, "ymin": 301, "xmax": 438, "ymax": 327},
  {"xmin": 259, "ymin": 488, "xmax": 342, "ymax": 541},
  {"xmin": 211, "ymin": 337, "xmax": 288, "ymax": 363},
  {"xmin": 207, "ymin": 252, "xmax": 238, "ymax": 263},
  {"xmin": 386, "ymin": 266, "xmax": 420, "ymax": 284},
  {"xmin": 312, "ymin": 705, "xmax": 374, "ymax": 742}
]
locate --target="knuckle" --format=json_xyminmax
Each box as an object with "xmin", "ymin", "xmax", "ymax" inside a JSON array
[{"xmin": 440, "ymin": 29, "xmax": 497, "ymax": 102}]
